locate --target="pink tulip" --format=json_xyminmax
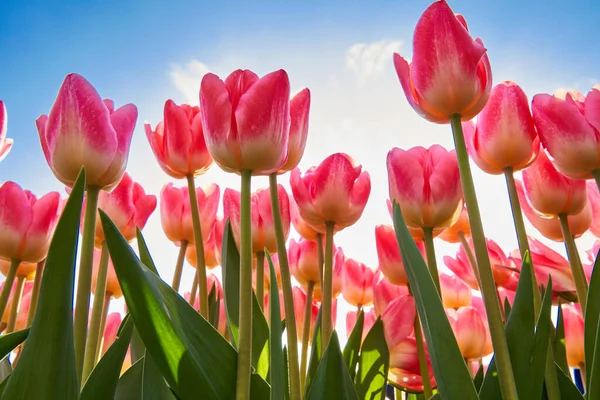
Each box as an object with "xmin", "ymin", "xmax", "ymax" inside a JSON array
[
  {"xmin": 470, "ymin": 296, "xmax": 495, "ymax": 357},
  {"xmin": 387, "ymin": 145, "xmax": 463, "ymax": 232},
  {"xmin": 312, "ymin": 247, "xmax": 344, "ymax": 301},
  {"xmin": 280, "ymin": 89, "xmax": 311, "ymax": 173},
  {"xmin": 293, "ymin": 286, "xmax": 337, "ymax": 343},
  {"xmin": 562, "ymin": 303, "xmax": 584, "ymax": 368},
  {"xmin": 0, "ymin": 259, "xmax": 38, "ymax": 280},
  {"xmin": 160, "ymin": 182, "xmax": 219, "ymax": 245},
  {"xmin": 0, "ymin": 101, "xmax": 13, "ymax": 162},
  {"xmin": 1, "ymin": 281, "xmax": 33, "ymax": 332},
  {"xmin": 92, "ymin": 250, "xmax": 122, "ymax": 299},
  {"xmin": 185, "ymin": 229, "xmax": 220, "ymax": 269},
  {"xmin": 223, "ymin": 185, "xmax": 290, "ymax": 254},
  {"xmin": 0, "ymin": 182, "xmax": 61, "ymax": 263},
  {"xmin": 587, "ymin": 181, "xmax": 600, "ymax": 238},
  {"xmin": 515, "ymin": 179, "xmax": 591, "ymax": 241},
  {"xmin": 532, "ymin": 86, "xmax": 600, "ymax": 179},
  {"xmin": 289, "ymin": 238, "xmax": 322, "ymax": 288},
  {"xmin": 372, "ymin": 270, "xmax": 410, "ymax": 316},
  {"xmin": 446, "ymin": 306, "xmax": 487, "ymax": 360},
  {"xmin": 290, "ymin": 153, "xmax": 370, "ymax": 233},
  {"xmin": 290, "ymin": 196, "xmax": 320, "ymax": 241},
  {"xmin": 340, "ymin": 256, "xmax": 375, "ymax": 307},
  {"xmin": 36, "ymin": 73, "xmax": 137, "ymax": 189},
  {"xmin": 200, "ymin": 69, "xmax": 290, "ymax": 175},
  {"xmin": 145, "ymin": 100, "xmax": 213, "ymax": 179},
  {"xmin": 375, "ymin": 224, "xmax": 426, "ymax": 286},
  {"xmin": 438, "ymin": 204, "xmax": 471, "ymax": 243},
  {"xmin": 393, "ymin": 0, "xmax": 491, "ymax": 123},
  {"xmin": 522, "ymin": 150, "xmax": 587, "ymax": 216},
  {"xmin": 381, "ymin": 295, "xmax": 416, "ymax": 350},
  {"xmin": 440, "ymin": 273, "xmax": 472, "ymax": 309},
  {"xmin": 388, "ymin": 337, "xmax": 436, "ymax": 392},
  {"xmin": 346, "ymin": 308, "xmax": 377, "ymax": 342},
  {"xmin": 101, "ymin": 312, "xmax": 122, "ymax": 356}
]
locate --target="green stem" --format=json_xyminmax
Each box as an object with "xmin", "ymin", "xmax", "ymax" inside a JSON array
[
  {"xmin": 592, "ymin": 169, "xmax": 600, "ymax": 194},
  {"xmin": 0, "ymin": 258, "xmax": 20, "ymax": 321},
  {"xmin": 186, "ymin": 174, "xmax": 208, "ymax": 319},
  {"xmin": 414, "ymin": 313, "xmax": 433, "ymax": 398},
  {"xmin": 189, "ymin": 269, "xmax": 199, "ymax": 307},
  {"xmin": 450, "ymin": 114, "xmax": 518, "ymax": 400},
  {"xmin": 558, "ymin": 213, "xmax": 588, "ymax": 315},
  {"xmin": 255, "ymin": 251, "xmax": 265, "ymax": 311},
  {"xmin": 321, "ymin": 221, "xmax": 335, "ymax": 358},
  {"xmin": 299, "ymin": 281, "xmax": 315, "ymax": 393},
  {"xmin": 73, "ymin": 185, "xmax": 100, "ymax": 383},
  {"xmin": 316, "ymin": 233, "xmax": 325, "ymax": 290},
  {"xmin": 95, "ymin": 294, "xmax": 111, "ymax": 362},
  {"xmin": 25, "ymin": 260, "xmax": 45, "ymax": 327},
  {"xmin": 6, "ymin": 275, "xmax": 26, "ymax": 333},
  {"xmin": 422, "ymin": 227, "xmax": 440, "ymax": 295},
  {"xmin": 269, "ymin": 173, "xmax": 301, "ymax": 400},
  {"xmin": 236, "ymin": 170, "xmax": 253, "ymax": 400},
  {"xmin": 82, "ymin": 241, "xmax": 110, "ymax": 383},
  {"xmin": 171, "ymin": 240, "xmax": 188, "ymax": 292}
]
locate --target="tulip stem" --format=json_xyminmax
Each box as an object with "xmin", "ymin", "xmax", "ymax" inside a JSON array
[
  {"xmin": 450, "ymin": 114, "xmax": 518, "ymax": 400},
  {"xmin": 25, "ymin": 260, "xmax": 45, "ymax": 327},
  {"xmin": 6, "ymin": 275, "xmax": 26, "ymax": 333},
  {"xmin": 82, "ymin": 241, "xmax": 110, "ymax": 383},
  {"xmin": 269, "ymin": 173, "xmax": 301, "ymax": 400},
  {"xmin": 458, "ymin": 232, "xmax": 481, "ymax": 288},
  {"xmin": 558, "ymin": 214, "xmax": 588, "ymax": 315},
  {"xmin": 236, "ymin": 169, "xmax": 253, "ymax": 400},
  {"xmin": 299, "ymin": 281, "xmax": 315, "ymax": 393},
  {"xmin": 422, "ymin": 227, "xmax": 441, "ymax": 295},
  {"xmin": 256, "ymin": 251, "xmax": 265, "ymax": 311},
  {"xmin": 189, "ymin": 270, "xmax": 199, "ymax": 307},
  {"xmin": 414, "ymin": 313, "xmax": 432, "ymax": 398},
  {"xmin": 73, "ymin": 184, "xmax": 100, "ymax": 383},
  {"xmin": 504, "ymin": 168, "xmax": 540, "ymax": 313},
  {"xmin": 321, "ymin": 221, "xmax": 335, "ymax": 358},
  {"xmin": 95, "ymin": 293, "xmax": 111, "ymax": 362},
  {"xmin": 316, "ymin": 233, "xmax": 325, "ymax": 290},
  {"xmin": 171, "ymin": 240, "xmax": 188, "ymax": 292},
  {"xmin": 592, "ymin": 169, "xmax": 600, "ymax": 194},
  {"xmin": 186, "ymin": 174, "xmax": 208, "ymax": 319},
  {"xmin": 0, "ymin": 258, "xmax": 20, "ymax": 323}
]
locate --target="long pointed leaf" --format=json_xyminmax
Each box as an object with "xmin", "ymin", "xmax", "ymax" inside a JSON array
[
  {"xmin": 1, "ymin": 170, "xmax": 85, "ymax": 400},
  {"xmin": 343, "ymin": 310, "xmax": 364, "ymax": 381},
  {"xmin": 267, "ymin": 250, "xmax": 285, "ymax": 399},
  {"xmin": 142, "ymin": 350, "xmax": 175, "ymax": 400},
  {"xmin": 585, "ymin": 247, "xmax": 600, "ymax": 393},
  {"xmin": 355, "ymin": 319, "xmax": 389, "ymax": 400},
  {"xmin": 304, "ymin": 307, "xmax": 323, "ymax": 397},
  {"xmin": 0, "ymin": 329, "xmax": 28, "ymax": 361},
  {"xmin": 553, "ymin": 303, "xmax": 568, "ymax": 374},
  {"xmin": 555, "ymin": 363, "xmax": 584, "ymax": 399},
  {"xmin": 115, "ymin": 357, "xmax": 144, "ymax": 400}
]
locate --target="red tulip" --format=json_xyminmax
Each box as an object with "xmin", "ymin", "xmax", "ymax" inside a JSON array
[
  {"xmin": 522, "ymin": 150, "xmax": 587, "ymax": 217},
  {"xmin": 0, "ymin": 182, "xmax": 61, "ymax": 263},
  {"xmin": 145, "ymin": 100, "xmax": 213, "ymax": 179},
  {"xmin": 532, "ymin": 86, "xmax": 600, "ymax": 179},
  {"xmin": 340, "ymin": 256, "xmax": 375, "ymax": 307},
  {"xmin": 200, "ymin": 69, "xmax": 290, "ymax": 175},
  {"xmin": 346, "ymin": 308, "xmax": 376, "ymax": 342},
  {"xmin": 375, "ymin": 224, "xmax": 425, "ymax": 286},
  {"xmin": 289, "ymin": 238, "xmax": 322, "ymax": 288},
  {"xmin": 562, "ymin": 303, "xmax": 584, "ymax": 368},
  {"xmin": 440, "ymin": 273, "xmax": 472, "ymax": 309},
  {"xmin": 372, "ymin": 270, "xmax": 410, "ymax": 316},
  {"xmin": 446, "ymin": 306, "xmax": 488, "ymax": 360},
  {"xmin": 290, "ymin": 197, "xmax": 320, "ymax": 241},
  {"xmin": 393, "ymin": 0, "xmax": 491, "ymax": 123},
  {"xmin": 160, "ymin": 182, "xmax": 219, "ymax": 245},
  {"xmin": 463, "ymin": 81, "xmax": 539, "ymax": 174},
  {"xmin": 223, "ymin": 185, "xmax": 290, "ymax": 254},
  {"xmin": 0, "ymin": 101, "xmax": 12, "ymax": 162},
  {"xmin": 91, "ymin": 250, "xmax": 122, "ymax": 299},
  {"xmin": 36, "ymin": 73, "xmax": 137, "ymax": 189},
  {"xmin": 280, "ymin": 88, "xmax": 311, "ymax": 173},
  {"xmin": 438, "ymin": 204, "xmax": 471, "ymax": 243},
  {"xmin": 290, "ymin": 153, "xmax": 370, "ymax": 233}
]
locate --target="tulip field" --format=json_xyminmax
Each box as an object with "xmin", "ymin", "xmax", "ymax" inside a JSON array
[{"xmin": 1, "ymin": 0, "xmax": 600, "ymax": 399}]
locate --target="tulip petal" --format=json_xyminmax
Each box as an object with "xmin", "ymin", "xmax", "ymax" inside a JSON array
[
  {"xmin": 164, "ymin": 100, "xmax": 193, "ymax": 175},
  {"xmin": 282, "ymin": 88, "xmax": 311, "ymax": 171},
  {"xmin": 0, "ymin": 182, "xmax": 33, "ymax": 260},
  {"xmin": 100, "ymin": 103, "xmax": 137, "ymax": 188},
  {"xmin": 585, "ymin": 87, "xmax": 600, "ymax": 133}
]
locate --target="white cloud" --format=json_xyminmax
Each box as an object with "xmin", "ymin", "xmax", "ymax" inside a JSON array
[
  {"xmin": 345, "ymin": 39, "xmax": 402, "ymax": 83},
  {"xmin": 169, "ymin": 60, "xmax": 212, "ymax": 105}
]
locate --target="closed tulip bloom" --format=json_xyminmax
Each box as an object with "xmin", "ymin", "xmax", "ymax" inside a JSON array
[
  {"xmin": 0, "ymin": 182, "xmax": 61, "ymax": 263},
  {"xmin": 346, "ymin": 309, "xmax": 376, "ymax": 342},
  {"xmin": 91, "ymin": 250, "xmax": 122, "ymax": 299},
  {"xmin": 0, "ymin": 259, "xmax": 37, "ymax": 280},
  {"xmin": 382, "ymin": 295, "xmax": 416, "ymax": 350},
  {"xmin": 587, "ymin": 181, "xmax": 600, "ymax": 238},
  {"xmin": 293, "ymin": 286, "xmax": 337, "ymax": 343},
  {"xmin": 463, "ymin": 81, "xmax": 539, "ymax": 174},
  {"xmin": 280, "ymin": 88, "xmax": 311, "ymax": 173},
  {"xmin": 446, "ymin": 306, "xmax": 487, "ymax": 360},
  {"xmin": 522, "ymin": 150, "xmax": 587, "ymax": 216},
  {"xmin": 376, "ymin": 224, "xmax": 426, "ymax": 286},
  {"xmin": 388, "ymin": 337, "xmax": 436, "ymax": 392},
  {"xmin": 145, "ymin": 100, "xmax": 213, "ymax": 178},
  {"xmin": 515, "ymin": 179, "xmax": 591, "ymax": 241},
  {"xmin": 36, "ymin": 74, "xmax": 137, "ymax": 189},
  {"xmin": 393, "ymin": 0, "xmax": 491, "ymax": 123},
  {"xmin": 200, "ymin": 69, "xmax": 290, "ymax": 175},
  {"xmin": 438, "ymin": 205, "xmax": 471, "ymax": 243},
  {"xmin": 290, "ymin": 153, "xmax": 371, "ymax": 233},
  {"xmin": 185, "ymin": 229, "xmax": 220, "ymax": 269},
  {"xmin": 290, "ymin": 198, "xmax": 320, "ymax": 241},
  {"xmin": 101, "ymin": 313, "xmax": 122, "ymax": 356},
  {"xmin": 341, "ymin": 257, "xmax": 375, "ymax": 307},
  {"xmin": 470, "ymin": 296, "xmax": 494, "ymax": 357},
  {"xmin": 562, "ymin": 303, "xmax": 584, "ymax": 368},
  {"xmin": 532, "ymin": 86, "xmax": 600, "ymax": 179},
  {"xmin": 0, "ymin": 101, "xmax": 13, "ymax": 162},
  {"xmin": 289, "ymin": 238, "xmax": 321, "ymax": 287},
  {"xmin": 440, "ymin": 273, "xmax": 472, "ymax": 309},
  {"xmin": 387, "ymin": 145, "xmax": 463, "ymax": 231},
  {"xmin": 160, "ymin": 182, "xmax": 219, "ymax": 245},
  {"xmin": 223, "ymin": 185, "xmax": 290, "ymax": 254},
  {"xmin": 372, "ymin": 270, "xmax": 410, "ymax": 316}
]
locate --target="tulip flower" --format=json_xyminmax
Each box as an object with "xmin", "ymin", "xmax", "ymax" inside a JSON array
[
  {"xmin": 91, "ymin": 250, "xmax": 122, "ymax": 299},
  {"xmin": 290, "ymin": 153, "xmax": 370, "ymax": 233},
  {"xmin": 532, "ymin": 86, "xmax": 600, "ymax": 180},
  {"xmin": 375, "ymin": 224, "xmax": 425, "ymax": 286},
  {"xmin": 388, "ymin": 337, "xmax": 437, "ymax": 392},
  {"xmin": 393, "ymin": 0, "xmax": 491, "ymax": 123},
  {"xmin": 562, "ymin": 303, "xmax": 584, "ymax": 368},
  {"xmin": 440, "ymin": 273, "xmax": 472, "ymax": 309},
  {"xmin": 280, "ymin": 88, "xmax": 311, "ymax": 173},
  {"xmin": 470, "ymin": 296, "xmax": 495, "ymax": 357},
  {"xmin": 290, "ymin": 198, "xmax": 320, "ymax": 241},
  {"xmin": 36, "ymin": 73, "xmax": 137, "ymax": 189},
  {"xmin": 381, "ymin": 296, "xmax": 416, "ymax": 350},
  {"xmin": 288, "ymin": 238, "xmax": 322, "ymax": 288},
  {"xmin": 372, "ymin": 270, "xmax": 410, "ymax": 316},
  {"xmin": 185, "ymin": 231, "xmax": 220, "ymax": 269},
  {"xmin": 293, "ymin": 286, "xmax": 337, "ymax": 343},
  {"xmin": 346, "ymin": 308, "xmax": 377, "ymax": 342},
  {"xmin": 160, "ymin": 182, "xmax": 219, "ymax": 245},
  {"xmin": 145, "ymin": 100, "xmax": 213, "ymax": 179},
  {"xmin": 587, "ymin": 181, "xmax": 600, "ymax": 238},
  {"xmin": 438, "ymin": 205, "xmax": 471, "ymax": 243},
  {"xmin": 200, "ymin": 69, "xmax": 291, "ymax": 175},
  {"xmin": 340, "ymin": 256, "xmax": 375, "ymax": 307},
  {"xmin": 0, "ymin": 259, "xmax": 37, "ymax": 281},
  {"xmin": 446, "ymin": 306, "xmax": 488, "ymax": 361},
  {"xmin": 223, "ymin": 185, "xmax": 290, "ymax": 254},
  {"xmin": 463, "ymin": 81, "xmax": 539, "ymax": 175},
  {"xmin": 0, "ymin": 101, "xmax": 12, "ymax": 162},
  {"xmin": 1, "ymin": 281, "xmax": 33, "ymax": 333}
]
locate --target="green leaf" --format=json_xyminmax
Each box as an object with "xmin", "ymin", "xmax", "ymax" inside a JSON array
[
  {"xmin": 585, "ymin": 247, "xmax": 600, "ymax": 394},
  {"xmin": 555, "ymin": 364, "xmax": 583, "ymax": 400},
  {"xmin": 307, "ymin": 332, "xmax": 358, "ymax": 400},
  {"xmin": 221, "ymin": 220, "xmax": 270, "ymax": 379},
  {"xmin": 80, "ymin": 314, "xmax": 134, "ymax": 400},
  {"xmin": 392, "ymin": 203, "xmax": 478, "ymax": 400},
  {"xmin": 587, "ymin": 318, "xmax": 600, "ymax": 399},
  {"xmin": 473, "ymin": 365, "xmax": 484, "ymax": 392},
  {"xmin": 504, "ymin": 297, "xmax": 512, "ymax": 320},
  {"xmin": 355, "ymin": 319, "xmax": 389, "ymax": 400},
  {"xmin": 142, "ymin": 350, "xmax": 175, "ymax": 400},
  {"xmin": 553, "ymin": 303, "xmax": 568, "ymax": 374},
  {"xmin": 136, "ymin": 228, "xmax": 160, "ymax": 276},
  {"xmin": 0, "ymin": 329, "xmax": 28, "ymax": 361},
  {"xmin": 208, "ymin": 283, "xmax": 220, "ymax": 330},
  {"xmin": 1, "ymin": 170, "xmax": 85, "ymax": 400},
  {"xmin": 343, "ymin": 309, "xmax": 364, "ymax": 381},
  {"xmin": 304, "ymin": 307, "xmax": 323, "ymax": 397},
  {"xmin": 115, "ymin": 358, "xmax": 144, "ymax": 400},
  {"xmin": 266, "ymin": 250, "xmax": 285, "ymax": 399},
  {"xmin": 101, "ymin": 211, "xmax": 270, "ymax": 400},
  {"xmin": 283, "ymin": 345, "xmax": 289, "ymax": 400}
]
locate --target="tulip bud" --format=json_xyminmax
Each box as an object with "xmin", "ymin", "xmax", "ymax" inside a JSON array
[
  {"xmin": 346, "ymin": 309, "xmax": 376, "ymax": 343},
  {"xmin": 0, "ymin": 100, "xmax": 13, "ymax": 162},
  {"xmin": 375, "ymin": 224, "xmax": 425, "ymax": 286},
  {"xmin": 293, "ymin": 286, "xmax": 337, "ymax": 343},
  {"xmin": 372, "ymin": 270, "xmax": 409, "ymax": 316},
  {"xmin": 289, "ymin": 238, "xmax": 321, "ymax": 288},
  {"xmin": 340, "ymin": 257, "xmax": 375, "ymax": 307},
  {"xmin": 562, "ymin": 303, "xmax": 584, "ymax": 368},
  {"xmin": 446, "ymin": 306, "xmax": 488, "ymax": 360},
  {"xmin": 440, "ymin": 273, "xmax": 472, "ymax": 309}
]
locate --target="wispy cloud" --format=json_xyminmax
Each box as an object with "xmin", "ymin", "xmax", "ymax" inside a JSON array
[
  {"xmin": 345, "ymin": 39, "xmax": 402, "ymax": 83},
  {"xmin": 169, "ymin": 60, "xmax": 212, "ymax": 105}
]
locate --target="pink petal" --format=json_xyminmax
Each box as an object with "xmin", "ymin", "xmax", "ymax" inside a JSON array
[
  {"xmin": 282, "ymin": 88, "xmax": 311, "ymax": 172},
  {"xmin": 585, "ymin": 87, "xmax": 600, "ymax": 133},
  {"xmin": 164, "ymin": 100, "xmax": 193, "ymax": 175},
  {"xmin": 100, "ymin": 103, "xmax": 137, "ymax": 189},
  {"xmin": 22, "ymin": 191, "xmax": 61, "ymax": 262},
  {"xmin": 0, "ymin": 182, "xmax": 33, "ymax": 260}
]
